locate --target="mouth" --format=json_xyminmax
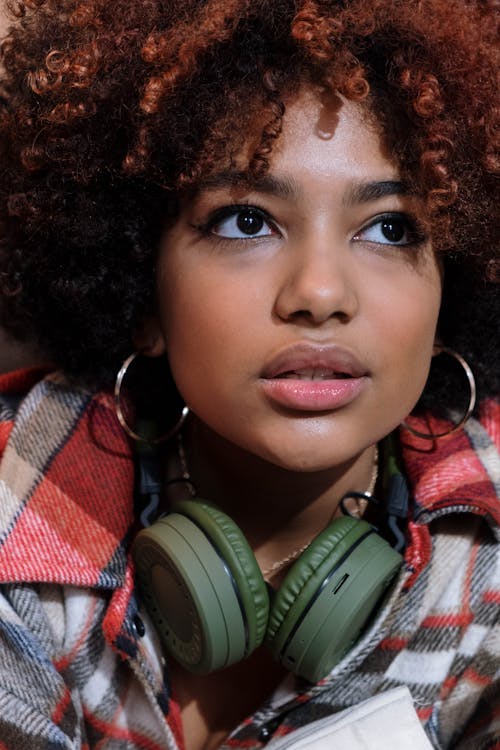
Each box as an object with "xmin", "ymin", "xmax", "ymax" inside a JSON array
[
  {"xmin": 262, "ymin": 343, "xmax": 366, "ymax": 380},
  {"xmin": 260, "ymin": 344, "xmax": 368, "ymax": 412},
  {"xmin": 274, "ymin": 368, "xmax": 353, "ymax": 381}
]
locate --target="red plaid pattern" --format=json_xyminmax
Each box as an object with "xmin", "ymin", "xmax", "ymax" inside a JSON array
[{"xmin": 0, "ymin": 371, "xmax": 498, "ymax": 749}]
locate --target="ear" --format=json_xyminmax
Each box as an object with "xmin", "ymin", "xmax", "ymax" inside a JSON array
[
  {"xmin": 432, "ymin": 334, "xmax": 444, "ymax": 356},
  {"xmin": 134, "ymin": 316, "xmax": 167, "ymax": 358}
]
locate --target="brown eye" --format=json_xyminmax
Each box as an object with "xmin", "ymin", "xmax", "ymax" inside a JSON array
[
  {"xmin": 207, "ymin": 205, "xmax": 278, "ymax": 239},
  {"xmin": 236, "ymin": 209, "xmax": 265, "ymax": 236},
  {"xmin": 354, "ymin": 213, "xmax": 425, "ymax": 247},
  {"xmin": 380, "ymin": 219, "xmax": 406, "ymax": 243}
]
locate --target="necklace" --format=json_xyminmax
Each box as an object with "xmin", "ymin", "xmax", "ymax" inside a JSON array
[
  {"xmin": 177, "ymin": 433, "xmax": 195, "ymax": 494},
  {"xmin": 261, "ymin": 447, "xmax": 379, "ymax": 579},
  {"xmin": 175, "ymin": 435, "xmax": 379, "ymax": 581}
]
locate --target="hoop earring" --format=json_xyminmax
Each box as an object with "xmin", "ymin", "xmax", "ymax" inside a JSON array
[
  {"xmin": 402, "ymin": 346, "xmax": 476, "ymax": 440},
  {"xmin": 114, "ymin": 352, "xmax": 189, "ymax": 444}
]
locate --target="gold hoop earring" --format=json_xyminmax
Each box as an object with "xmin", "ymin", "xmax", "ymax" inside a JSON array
[
  {"xmin": 114, "ymin": 352, "xmax": 189, "ymax": 443},
  {"xmin": 402, "ymin": 346, "xmax": 476, "ymax": 440}
]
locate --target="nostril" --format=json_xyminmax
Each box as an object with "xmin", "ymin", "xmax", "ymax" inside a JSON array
[
  {"xmin": 274, "ymin": 266, "xmax": 358, "ymax": 325},
  {"xmin": 284, "ymin": 308, "xmax": 353, "ymax": 326}
]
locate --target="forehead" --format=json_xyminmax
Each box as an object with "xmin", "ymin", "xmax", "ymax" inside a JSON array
[
  {"xmin": 271, "ymin": 91, "xmax": 398, "ymax": 183},
  {"xmin": 191, "ymin": 91, "xmax": 401, "ymax": 202}
]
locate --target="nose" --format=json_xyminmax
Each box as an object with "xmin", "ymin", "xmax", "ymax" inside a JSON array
[{"xmin": 273, "ymin": 234, "xmax": 359, "ymax": 326}]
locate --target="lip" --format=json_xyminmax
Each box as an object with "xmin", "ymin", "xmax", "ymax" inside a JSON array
[
  {"xmin": 261, "ymin": 343, "xmax": 367, "ymax": 380},
  {"xmin": 260, "ymin": 343, "xmax": 369, "ymax": 412}
]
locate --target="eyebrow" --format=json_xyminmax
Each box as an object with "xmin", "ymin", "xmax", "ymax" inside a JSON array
[
  {"xmin": 344, "ymin": 180, "xmax": 410, "ymax": 205},
  {"xmin": 194, "ymin": 171, "xmax": 300, "ymax": 200},
  {"xmin": 193, "ymin": 172, "xmax": 410, "ymax": 204}
]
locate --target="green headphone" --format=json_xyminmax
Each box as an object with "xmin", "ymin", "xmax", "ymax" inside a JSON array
[{"xmin": 132, "ymin": 498, "xmax": 402, "ymax": 683}]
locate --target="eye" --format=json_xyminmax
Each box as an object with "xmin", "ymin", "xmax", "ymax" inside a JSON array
[
  {"xmin": 203, "ymin": 205, "xmax": 278, "ymax": 239},
  {"xmin": 354, "ymin": 214, "xmax": 424, "ymax": 246}
]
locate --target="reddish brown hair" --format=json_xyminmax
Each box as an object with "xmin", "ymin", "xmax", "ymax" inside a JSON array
[{"xmin": 0, "ymin": 0, "xmax": 498, "ymax": 401}]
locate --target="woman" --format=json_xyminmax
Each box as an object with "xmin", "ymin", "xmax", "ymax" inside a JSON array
[{"xmin": 0, "ymin": 1, "xmax": 498, "ymax": 748}]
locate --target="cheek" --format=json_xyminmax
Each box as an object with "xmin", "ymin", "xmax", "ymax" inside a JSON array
[
  {"xmin": 375, "ymin": 272, "xmax": 442, "ymax": 404},
  {"xmin": 158, "ymin": 265, "xmax": 256, "ymax": 397}
]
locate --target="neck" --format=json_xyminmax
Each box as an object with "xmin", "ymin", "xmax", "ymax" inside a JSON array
[{"xmin": 173, "ymin": 419, "xmax": 378, "ymax": 579}]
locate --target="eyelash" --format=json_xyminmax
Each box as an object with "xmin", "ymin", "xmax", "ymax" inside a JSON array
[
  {"xmin": 192, "ymin": 203, "xmax": 277, "ymax": 238},
  {"xmin": 193, "ymin": 204, "xmax": 426, "ymax": 248},
  {"xmin": 354, "ymin": 213, "xmax": 427, "ymax": 247}
]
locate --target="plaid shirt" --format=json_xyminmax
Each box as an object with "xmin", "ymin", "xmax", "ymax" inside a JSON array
[{"xmin": 0, "ymin": 370, "xmax": 498, "ymax": 750}]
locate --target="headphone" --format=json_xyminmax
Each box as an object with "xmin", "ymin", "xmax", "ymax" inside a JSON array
[{"xmin": 132, "ymin": 493, "xmax": 403, "ymax": 683}]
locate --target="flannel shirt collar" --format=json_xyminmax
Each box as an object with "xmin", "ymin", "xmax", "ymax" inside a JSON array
[
  {"xmin": 0, "ymin": 372, "xmax": 135, "ymax": 588},
  {"xmin": 401, "ymin": 405, "xmax": 500, "ymax": 529},
  {"xmin": 0, "ymin": 373, "xmax": 498, "ymax": 589}
]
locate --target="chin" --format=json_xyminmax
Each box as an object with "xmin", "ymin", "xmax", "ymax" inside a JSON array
[{"xmin": 258, "ymin": 443, "xmax": 353, "ymax": 474}]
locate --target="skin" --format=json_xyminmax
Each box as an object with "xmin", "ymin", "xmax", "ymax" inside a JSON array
[
  {"xmin": 0, "ymin": 327, "xmax": 43, "ymax": 373},
  {"xmin": 147, "ymin": 91, "xmax": 442, "ymax": 523},
  {"xmin": 0, "ymin": 2, "xmax": 7, "ymax": 36},
  {"xmin": 141, "ymin": 91, "xmax": 442, "ymax": 750}
]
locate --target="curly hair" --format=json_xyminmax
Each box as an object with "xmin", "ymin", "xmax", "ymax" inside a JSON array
[{"xmin": 0, "ymin": 0, "xmax": 498, "ymax": 412}]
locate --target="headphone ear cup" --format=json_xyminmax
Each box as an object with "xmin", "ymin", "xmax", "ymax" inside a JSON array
[
  {"xmin": 178, "ymin": 500, "xmax": 270, "ymax": 649},
  {"xmin": 266, "ymin": 517, "xmax": 402, "ymax": 683},
  {"xmin": 132, "ymin": 499, "xmax": 268, "ymax": 674}
]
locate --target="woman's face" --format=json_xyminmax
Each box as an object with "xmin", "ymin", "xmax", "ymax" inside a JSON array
[{"xmin": 152, "ymin": 92, "xmax": 442, "ymax": 472}]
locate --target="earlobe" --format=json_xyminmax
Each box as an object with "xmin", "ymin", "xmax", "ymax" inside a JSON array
[
  {"xmin": 134, "ymin": 316, "xmax": 167, "ymax": 358},
  {"xmin": 432, "ymin": 337, "xmax": 444, "ymax": 356}
]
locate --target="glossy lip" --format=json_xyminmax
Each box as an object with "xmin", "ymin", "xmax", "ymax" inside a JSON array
[{"xmin": 259, "ymin": 343, "xmax": 369, "ymax": 412}]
